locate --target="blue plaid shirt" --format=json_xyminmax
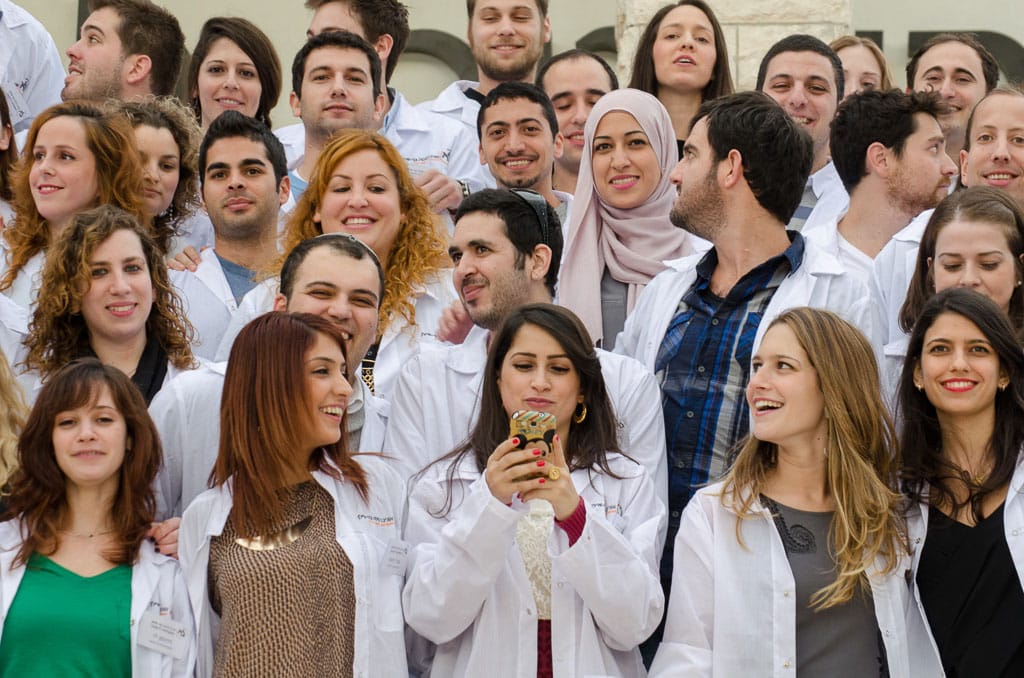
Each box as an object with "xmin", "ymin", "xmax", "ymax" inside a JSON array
[{"xmin": 655, "ymin": 233, "xmax": 804, "ymax": 581}]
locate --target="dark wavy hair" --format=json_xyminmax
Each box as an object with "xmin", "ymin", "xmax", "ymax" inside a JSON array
[
  {"xmin": 898, "ymin": 288, "xmax": 1024, "ymax": 522},
  {"xmin": 431, "ymin": 304, "xmax": 623, "ymax": 514},
  {"xmin": 627, "ymin": 1, "xmax": 733, "ymax": 103},
  {"xmin": 24, "ymin": 205, "xmax": 195, "ymax": 378},
  {"xmin": 2, "ymin": 359, "xmax": 161, "ymax": 566},
  {"xmin": 120, "ymin": 96, "xmax": 202, "ymax": 248},
  {"xmin": 0, "ymin": 88, "xmax": 16, "ymax": 203},
  {"xmin": 215, "ymin": 312, "xmax": 369, "ymax": 538}
]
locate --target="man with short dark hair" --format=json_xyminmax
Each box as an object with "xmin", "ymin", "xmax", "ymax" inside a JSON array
[
  {"xmin": 287, "ymin": 31, "xmax": 385, "ymax": 199},
  {"xmin": 616, "ymin": 91, "xmax": 872, "ymax": 603},
  {"xmin": 907, "ymin": 32, "xmax": 999, "ymax": 159},
  {"xmin": 170, "ymin": 111, "xmax": 289, "ymax": 358},
  {"xmin": 418, "ymin": 0, "xmax": 550, "ymax": 133},
  {"xmin": 537, "ymin": 49, "xmax": 617, "ymax": 194},
  {"xmin": 386, "ymin": 188, "xmax": 666, "ymax": 498},
  {"xmin": 757, "ymin": 34, "xmax": 847, "ymax": 232},
  {"xmin": 278, "ymin": 0, "xmax": 488, "ymax": 215},
  {"xmin": 62, "ymin": 0, "xmax": 184, "ymax": 101},
  {"xmin": 476, "ymin": 82, "xmax": 570, "ymax": 226},
  {"xmin": 810, "ymin": 90, "xmax": 956, "ymax": 281}
]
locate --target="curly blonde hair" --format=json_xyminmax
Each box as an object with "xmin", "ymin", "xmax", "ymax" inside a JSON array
[
  {"xmin": 280, "ymin": 129, "xmax": 449, "ymax": 335},
  {"xmin": 24, "ymin": 205, "xmax": 195, "ymax": 378},
  {"xmin": 0, "ymin": 351, "xmax": 27, "ymax": 492},
  {"xmin": 2, "ymin": 102, "xmax": 148, "ymax": 292},
  {"xmin": 118, "ymin": 96, "xmax": 202, "ymax": 251}
]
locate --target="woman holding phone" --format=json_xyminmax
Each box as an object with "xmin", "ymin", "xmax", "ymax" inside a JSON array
[{"xmin": 404, "ymin": 303, "xmax": 665, "ymax": 677}]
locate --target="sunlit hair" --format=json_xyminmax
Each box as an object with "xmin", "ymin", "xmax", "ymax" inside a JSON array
[
  {"xmin": 24, "ymin": 205, "xmax": 195, "ymax": 377},
  {"xmin": 627, "ymin": 0, "xmax": 734, "ymax": 103},
  {"xmin": 281, "ymin": 129, "xmax": 448, "ymax": 335},
  {"xmin": 720, "ymin": 307, "xmax": 904, "ymax": 610},
  {"xmin": 0, "ymin": 352, "xmax": 27, "ymax": 491},
  {"xmin": 2, "ymin": 359, "xmax": 160, "ymax": 566},
  {"xmin": 0, "ymin": 88, "xmax": 16, "ymax": 202},
  {"xmin": 828, "ymin": 35, "xmax": 896, "ymax": 92},
  {"xmin": 215, "ymin": 312, "xmax": 368, "ymax": 538},
  {"xmin": 119, "ymin": 96, "xmax": 202, "ymax": 249},
  {"xmin": 430, "ymin": 304, "xmax": 623, "ymax": 515},
  {"xmin": 188, "ymin": 17, "xmax": 282, "ymax": 128},
  {"xmin": 900, "ymin": 187, "xmax": 1024, "ymax": 336},
  {"xmin": 3, "ymin": 102, "xmax": 148, "ymax": 292},
  {"xmin": 898, "ymin": 288, "xmax": 1024, "ymax": 522}
]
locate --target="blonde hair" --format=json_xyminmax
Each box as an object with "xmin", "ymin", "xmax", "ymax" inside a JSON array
[
  {"xmin": 0, "ymin": 352, "xmax": 27, "ymax": 491},
  {"xmin": 720, "ymin": 307, "xmax": 904, "ymax": 610},
  {"xmin": 280, "ymin": 129, "xmax": 449, "ymax": 335},
  {"xmin": 829, "ymin": 35, "xmax": 896, "ymax": 92}
]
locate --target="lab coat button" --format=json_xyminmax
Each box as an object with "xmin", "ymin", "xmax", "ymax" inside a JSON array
[{"xmin": 783, "ymin": 660, "xmax": 791, "ymax": 669}]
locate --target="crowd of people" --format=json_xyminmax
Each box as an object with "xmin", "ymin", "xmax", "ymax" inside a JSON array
[{"xmin": 0, "ymin": 0, "xmax": 1022, "ymax": 675}]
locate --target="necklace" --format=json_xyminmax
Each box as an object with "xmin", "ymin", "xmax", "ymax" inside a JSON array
[{"xmin": 61, "ymin": 528, "xmax": 115, "ymax": 539}]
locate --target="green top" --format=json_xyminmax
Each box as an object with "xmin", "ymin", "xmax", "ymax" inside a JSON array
[{"xmin": 0, "ymin": 553, "xmax": 132, "ymax": 677}]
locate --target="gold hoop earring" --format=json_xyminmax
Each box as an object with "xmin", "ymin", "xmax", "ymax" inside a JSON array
[{"xmin": 573, "ymin": 403, "xmax": 587, "ymax": 424}]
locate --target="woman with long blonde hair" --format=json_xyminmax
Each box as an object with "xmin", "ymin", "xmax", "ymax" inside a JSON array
[
  {"xmin": 651, "ymin": 307, "xmax": 936, "ymax": 676},
  {"xmin": 217, "ymin": 129, "xmax": 454, "ymax": 398}
]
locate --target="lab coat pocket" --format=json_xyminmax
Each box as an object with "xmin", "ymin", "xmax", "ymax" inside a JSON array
[{"xmin": 367, "ymin": 534, "xmax": 406, "ymax": 633}]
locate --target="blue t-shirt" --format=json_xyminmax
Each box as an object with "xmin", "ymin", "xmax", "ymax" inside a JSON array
[{"xmin": 215, "ymin": 252, "xmax": 258, "ymax": 305}]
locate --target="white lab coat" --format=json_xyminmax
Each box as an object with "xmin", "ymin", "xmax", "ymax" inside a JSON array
[
  {"xmin": 0, "ymin": 521, "xmax": 196, "ymax": 677},
  {"xmin": 798, "ymin": 161, "xmax": 849, "ymax": 234},
  {"xmin": 403, "ymin": 453, "xmax": 665, "ymax": 678},
  {"xmin": 0, "ymin": 247, "xmax": 42, "ymax": 310},
  {"xmin": 385, "ymin": 326, "xmax": 668, "ymax": 511},
  {"xmin": 869, "ymin": 210, "xmax": 934, "ymax": 399},
  {"xmin": 151, "ymin": 360, "xmax": 389, "ymax": 519},
  {"xmin": 905, "ymin": 452, "xmax": 1024, "ymax": 676},
  {"xmin": 169, "ymin": 249, "xmax": 235, "ymax": 361},
  {"xmin": 614, "ymin": 236, "xmax": 877, "ymax": 370},
  {"xmin": 214, "ymin": 270, "xmax": 456, "ymax": 400},
  {"xmin": 179, "ymin": 457, "xmax": 408, "ymax": 678},
  {"xmin": 0, "ymin": 0, "xmax": 64, "ymax": 133},
  {"xmin": 277, "ymin": 89, "xmax": 489, "ymax": 191},
  {"xmin": 417, "ymin": 80, "xmax": 482, "ymax": 133},
  {"xmin": 649, "ymin": 482, "xmax": 941, "ymax": 678}
]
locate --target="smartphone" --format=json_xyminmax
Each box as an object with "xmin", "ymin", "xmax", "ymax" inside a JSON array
[{"xmin": 509, "ymin": 410, "xmax": 557, "ymax": 480}]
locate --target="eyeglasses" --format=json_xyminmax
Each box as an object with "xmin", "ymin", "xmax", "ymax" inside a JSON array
[{"xmin": 511, "ymin": 189, "xmax": 552, "ymax": 247}]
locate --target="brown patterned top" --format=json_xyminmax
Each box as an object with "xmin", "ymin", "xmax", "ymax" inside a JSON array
[{"xmin": 209, "ymin": 481, "xmax": 356, "ymax": 677}]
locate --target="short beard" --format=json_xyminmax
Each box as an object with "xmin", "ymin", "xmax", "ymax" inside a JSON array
[{"xmin": 669, "ymin": 170, "xmax": 724, "ymax": 242}]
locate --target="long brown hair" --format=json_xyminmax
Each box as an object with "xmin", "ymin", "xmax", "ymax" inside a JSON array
[
  {"xmin": 627, "ymin": 1, "xmax": 734, "ymax": 103},
  {"xmin": 721, "ymin": 308, "xmax": 904, "ymax": 610},
  {"xmin": 3, "ymin": 359, "xmax": 160, "ymax": 566},
  {"xmin": 24, "ymin": 205, "xmax": 195, "ymax": 377},
  {"xmin": 280, "ymin": 129, "xmax": 449, "ymax": 336},
  {"xmin": 215, "ymin": 312, "xmax": 369, "ymax": 538},
  {"xmin": 0, "ymin": 88, "xmax": 16, "ymax": 203},
  {"xmin": 2, "ymin": 102, "xmax": 148, "ymax": 291}
]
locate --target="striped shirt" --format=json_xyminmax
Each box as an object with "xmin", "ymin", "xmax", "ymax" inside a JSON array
[{"xmin": 654, "ymin": 233, "xmax": 804, "ymax": 581}]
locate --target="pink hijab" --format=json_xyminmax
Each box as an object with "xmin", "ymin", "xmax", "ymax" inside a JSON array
[{"xmin": 558, "ymin": 88, "xmax": 690, "ymax": 344}]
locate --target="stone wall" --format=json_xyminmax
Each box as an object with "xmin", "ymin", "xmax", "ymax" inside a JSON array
[{"xmin": 617, "ymin": 0, "xmax": 853, "ymax": 89}]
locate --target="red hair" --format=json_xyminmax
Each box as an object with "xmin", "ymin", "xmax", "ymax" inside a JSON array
[{"xmin": 215, "ymin": 312, "xmax": 369, "ymax": 538}]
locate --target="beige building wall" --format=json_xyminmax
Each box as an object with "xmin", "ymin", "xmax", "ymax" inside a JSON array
[{"xmin": 16, "ymin": 0, "xmax": 1024, "ymax": 125}]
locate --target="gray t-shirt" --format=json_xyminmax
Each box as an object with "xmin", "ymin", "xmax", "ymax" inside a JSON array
[
  {"xmin": 762, "ymin": 496, "xmax": 888, "ymax": 677},
  {"xmin": 599, "ymin": 268, "xmax": 628, "ymax": 351}
]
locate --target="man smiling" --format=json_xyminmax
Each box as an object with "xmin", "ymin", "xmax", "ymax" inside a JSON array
[{"xmin": 419, "ymin": 0, "xmax": 550, "ymax": 132}]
